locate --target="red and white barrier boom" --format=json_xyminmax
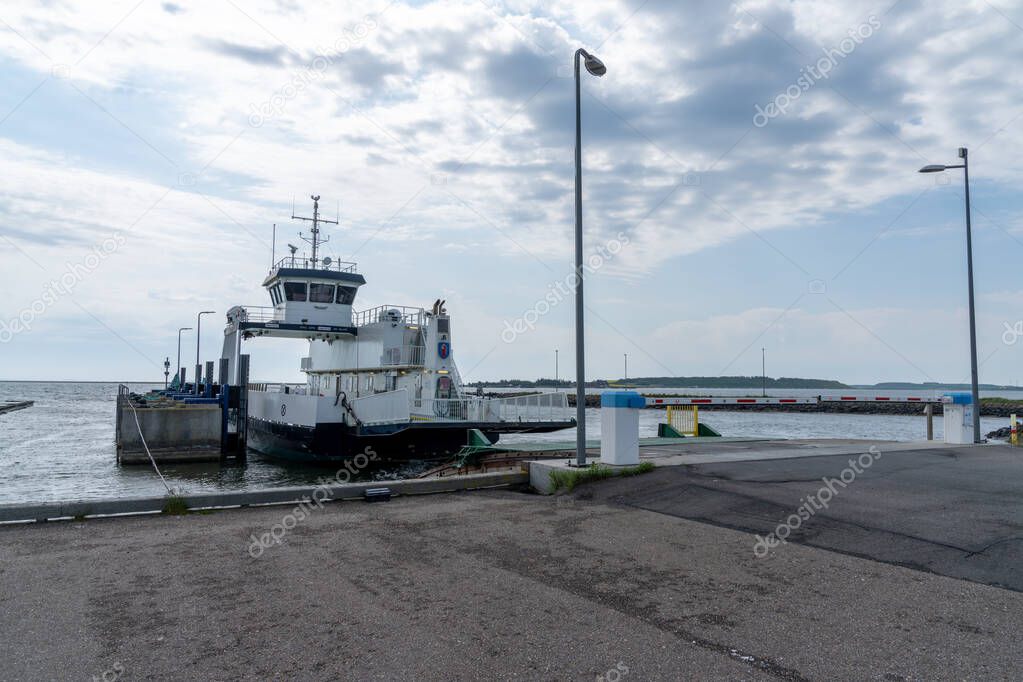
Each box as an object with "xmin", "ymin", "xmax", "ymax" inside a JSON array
[{"xmin": 646, "ymin": 395, "xmax": 941, "ymax": 406}]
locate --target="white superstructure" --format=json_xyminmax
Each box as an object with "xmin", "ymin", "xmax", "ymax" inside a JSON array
[{"xmin": 220, "ymin": 196, "xmax": 571, "ymax": 447}]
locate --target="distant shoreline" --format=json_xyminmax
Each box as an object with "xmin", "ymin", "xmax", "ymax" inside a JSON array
[
  {"xmin": 473, "ymin": 378, "xmax": 1022, "ymax": 392},
  {"xmin": 552, "ymin": 393, "xmax": 1023, "ymax": 417},
  {"xmin": 0, "ymin": 380, "xmax": 163, "ymax": 384}
]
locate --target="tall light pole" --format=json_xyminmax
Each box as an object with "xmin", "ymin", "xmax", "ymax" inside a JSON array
[
  {"xmin": 573, "ymin": 47, "xmax": 606, "ymax": 466},
  {"xmin": 196, "ymin": 311, "xmax": 215, "ymax": 393},
  {"xmin": 177, "ymin": 326, "xmax": 192, "ymax": 388},
  {"xmin": 919, "ymin": 147, "xmax": 981, "ymax": 442},
  {"xmin": 762, "ymin": 347, "xmax": 766, "ymax": 397},
  {"xmin": 555, "ymin": 349, "xmax": 559, "ymax": 384},
  {"xmin": 624, "ymin": 353, "xmax": 628, "ymax": 381}
]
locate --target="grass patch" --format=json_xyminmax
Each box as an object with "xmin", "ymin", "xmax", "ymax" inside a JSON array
[
  {"xmin": 549, "ymin": 461, "xmax": 656, "ymax": 492},
  {"xmin": 161, "ymin": 495, "xmax": 189, "ymax": 515},
  {"xmin": 619, "ymin": 461, "xmax": 656, "ymax": 477}
]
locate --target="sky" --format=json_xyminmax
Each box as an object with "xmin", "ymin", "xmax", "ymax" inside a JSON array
[{"xmin": 0, "ymin": 0, "xmax": 1022, "ymax": 385}]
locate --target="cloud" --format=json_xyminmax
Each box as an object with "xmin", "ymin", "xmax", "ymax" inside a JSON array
[
  {"xmin": 201, "ymin": 39, "xmax": 292, "ymax": 66},
  {"xmin": 0, "ymin": 0, "xmax": 1021, "ymax": 381}
]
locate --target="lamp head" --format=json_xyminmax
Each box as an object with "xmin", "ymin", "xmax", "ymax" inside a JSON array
[
  {"xmin": 584, "ymin": 53, "xmax": 606, "ymax": 77},
  {"xmin": 918, "ymin": 164, "xmax": 947, "ymax": 173}
]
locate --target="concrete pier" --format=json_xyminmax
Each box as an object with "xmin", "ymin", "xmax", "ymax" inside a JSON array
[
  {"xmin": 115, "ymin": 371, "xmax": 248, "ymax": 464},
  {"xmin": 116, "ymin": 402, "xmax": 222, "ymax": 464}
]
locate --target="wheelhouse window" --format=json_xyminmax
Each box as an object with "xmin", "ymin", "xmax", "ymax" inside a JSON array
[
  {"xmin": 284, "ymin": 282, "xmax": 307, "ymax": 302},
  {"xmin": 336, "ymin": 286, "xmax": 357, "ymax": 304},
  {"xmin": 309, "ymin": 283, "xmax": 335, "ymax": 303}
]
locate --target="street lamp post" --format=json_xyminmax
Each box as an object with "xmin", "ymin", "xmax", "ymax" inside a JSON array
[
  {"xmin": 919, "ymin": 147, "xmax": 981, "ymax": 443},
  {"xmin": 573, "ymin": 47, "xmax": 606, "ymax": 467},
  {"xmin": 624, "ymin": 353, "xmax": 628, "ymax": 381},
  {"xmin": 762, "ymin": 347, "xmax": 766, "ymax": 398},
  {"xmin": 195, "ymin": 311, "xmax": 216, "ymax": 395},
  {"xmin": 176, "ymin": 327, "xmax": 192, "ymax": 388},
  {"xmin": 555, "ymin": 349, "xmax": 559, "ymax": 384}
]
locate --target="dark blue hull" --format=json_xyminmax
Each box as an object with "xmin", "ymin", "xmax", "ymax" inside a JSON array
[{"xmin": 247, "ymin": 416, "xmax": 573, "ymax": 463}]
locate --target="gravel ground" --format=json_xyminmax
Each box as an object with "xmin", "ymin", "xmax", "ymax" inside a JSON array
[{"xmin": 1, "ymin": 484, "xmax": 1021, "ymax": 680}]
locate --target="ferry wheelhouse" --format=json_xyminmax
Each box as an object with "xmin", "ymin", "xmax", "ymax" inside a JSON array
[{"xmin": 221, "ymin": 196, "xmax": 574, "ymax": 463}]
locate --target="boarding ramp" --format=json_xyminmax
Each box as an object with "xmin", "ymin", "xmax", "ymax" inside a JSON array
[{"xmin": 411, "ymin": 392, "xmax": 571, "ymax": 423}]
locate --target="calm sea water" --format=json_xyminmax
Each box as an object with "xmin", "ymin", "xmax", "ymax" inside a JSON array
[{"xmin": 0, "ymin": 381, "xmax": 1010, "ymax": 505}]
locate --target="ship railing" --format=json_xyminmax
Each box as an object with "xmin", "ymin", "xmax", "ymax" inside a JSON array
[
  {"xmin": 249, "ymin": 382, "xmax": 309, "ymax": 395},
  {"xmin": 410, "ymin": 398, "xmax": 480, "ymax": 422},
  {"xmin": 270, "ymin": 256, "xmax": 357, "ymax": 274},
  {"xmin": 488, "ymin": 391, "xmax": 571, "ymax": 422},
  {"xmin": 353, "ymin": 305, "xmax": 425, "ymax": 328},
  {"xmin": 234, "ymin": 306, "xmax": 283, "ymax": 323},
  {"xmin": 409, "ymin": 392, "xmax": 571, "ymax": 423},
  {"xmin": 381, "ymin": 345, "xmax": 425, "ymax": 366}
]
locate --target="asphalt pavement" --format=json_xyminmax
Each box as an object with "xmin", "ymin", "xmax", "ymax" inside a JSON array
[{"xmin": 605, "ymin": 443, "xmax": 1023, "ymax": 591}]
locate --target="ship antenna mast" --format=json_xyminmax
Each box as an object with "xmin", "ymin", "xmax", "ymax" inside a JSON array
[{"xmin": 291, "ymin": 194, "xmax": 338, "ymax": 268}]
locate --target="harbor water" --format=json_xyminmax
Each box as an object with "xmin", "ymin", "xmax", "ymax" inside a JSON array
[{"xmin": 0, "ymin": 381, "xmax": 1012, "ymax": 505}]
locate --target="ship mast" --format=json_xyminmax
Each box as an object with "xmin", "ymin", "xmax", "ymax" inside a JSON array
[{"xmin": 291, "ymin": 194, "xmax": 339, "ymax": 268}]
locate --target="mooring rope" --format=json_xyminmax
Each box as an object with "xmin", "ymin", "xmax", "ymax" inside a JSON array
[{"xmin": 124, "ymin": 395, "xmax": 176, "ymax": 496}]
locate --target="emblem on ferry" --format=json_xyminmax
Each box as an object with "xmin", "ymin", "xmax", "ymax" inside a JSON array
[{"xmin": 438, "ymin": 342, "xmax": 450, "ymax": 359}]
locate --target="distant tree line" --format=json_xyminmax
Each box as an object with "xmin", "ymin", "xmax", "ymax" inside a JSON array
[{"xmin": 468, "ymin": 376, "xmax": 849, "ymax": 389}]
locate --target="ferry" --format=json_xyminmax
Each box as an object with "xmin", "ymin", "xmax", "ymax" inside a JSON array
[{"xmin": 220, "ymin": 196, "xmax": 575, "ymax": 463}]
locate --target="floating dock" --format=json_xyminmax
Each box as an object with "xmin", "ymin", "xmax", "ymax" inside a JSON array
[{"xmin": 0, "ymin": 400, "xmax": 33, "ymax": 416}]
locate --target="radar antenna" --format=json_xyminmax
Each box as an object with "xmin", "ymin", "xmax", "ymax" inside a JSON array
[{"xmin": 291, "ymin": 194, "xmax": 338, "ymax": 268}]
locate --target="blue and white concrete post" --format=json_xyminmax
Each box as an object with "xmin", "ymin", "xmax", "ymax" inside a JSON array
[
  {"xmin": 942, "ymin": 392, "xmax": 974, "ymax": 444},
  {"xmin": 600, "ymin": 391, "xmax": 644, "ymax": 466}
]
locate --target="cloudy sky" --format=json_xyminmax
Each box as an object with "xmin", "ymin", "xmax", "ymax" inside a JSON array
[{"xmin": 1, "ymin": 0, "xmax": 1022, "ymax": 385}]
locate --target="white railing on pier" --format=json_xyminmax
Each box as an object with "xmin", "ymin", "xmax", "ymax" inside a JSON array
[
  {"xmin": 271, "ymin": 256, "xmax": 357, "ymax": 274},
  {"xmin": 353, "ymin": 305, "xmax": 425, "ymax": 328}
]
